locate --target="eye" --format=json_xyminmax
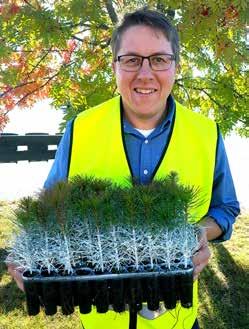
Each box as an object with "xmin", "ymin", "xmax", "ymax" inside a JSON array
[
  {"xmin": 120, "ymin": 56, "xmax": 140, "ymax": 65},
  {"xmin": 151, "ymin": 56, "xmax": 169, "ymax": 64},
  {"xmin": 153, "ymin": 56, "xmax": 164, "ymax": 63},
  {"xmin": 126, "ymin": 56, "xmax": 140, "ymax": 64}
]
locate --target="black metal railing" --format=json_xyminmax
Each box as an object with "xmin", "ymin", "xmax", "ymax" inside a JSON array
[{"xmin": 0, "ymin": 133, "xmax": 62, "ymax": 163}]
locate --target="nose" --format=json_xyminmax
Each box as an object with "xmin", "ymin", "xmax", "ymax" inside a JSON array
[{"xmin": 137, "ymin": 58, "xmax": 154, "ymax": 79}]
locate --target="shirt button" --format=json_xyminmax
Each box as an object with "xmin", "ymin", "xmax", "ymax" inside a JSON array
[
  {"xmin": 144, "ymin": 139, "xmax": 149, "ymax": 144},
  {"xmin": 143, "ymin": 169, "xmax": 148, "ymax": 175}
]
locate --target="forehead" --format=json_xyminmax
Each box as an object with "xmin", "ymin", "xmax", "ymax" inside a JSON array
[{"xmin": 118, "ymin": 25, "xmax": 172, "ymax": 55}]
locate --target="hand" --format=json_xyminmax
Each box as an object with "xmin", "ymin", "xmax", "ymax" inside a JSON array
[
  {"xmin": 7, "ymin": 263, "xmax": 25, "ymax": 292},
  {"xmin": 192, "ymin": 229, "xmax": 211, "ymax": 281}
]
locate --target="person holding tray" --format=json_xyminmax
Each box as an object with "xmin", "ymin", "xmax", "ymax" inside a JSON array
[{"xmin": 8, "ymin": 7, "xmax": 240, "ymax": 329}]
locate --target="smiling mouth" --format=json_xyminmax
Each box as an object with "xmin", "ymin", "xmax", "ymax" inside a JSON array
[{"xmin": 134, "ymin": 88, "xmax": 157, "ymax": 94}]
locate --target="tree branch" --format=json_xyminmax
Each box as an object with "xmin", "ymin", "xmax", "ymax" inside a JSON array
[
  {"xmin": 176, "ymin": 83, "xmax": 193, "ymax": 110},
  {"xmin": 14, "ymin": 73, "xmax": 58, "ymax": 107},
  {"xmin": 176, "ymin": 76, "xmax": 246, "ymax": 99},
  {"xmin": 2, "ymin": 108, "xmax": 13, "ymax": 118},
  {"xmin": 0, "ymin": 80, "xmax": 37, "ymax": 98},
  {"xmin": 26, "ymin": 49, "xmax": 51, "ymax": 79},
  {"xmin": 207, "ymin": 77, "xmax": 245, "ymax": 98},
  {"xmin": 72, "ymin": 35, "xmax": 84, "ymax": 42},
  {"xmin": 180, "ymin": 83, "xmax": 231, "ymax": 112},
  {"xmin": 64, "ymin": 20, "xmax": 109, "ymax": 30},
  {"xmin": 104, "ymin": 0, "xmax": 118, "ymax": 24},
  {"xmin": 14, "ymin": 61, "xmax": 76, "ymax": 107},
  {"xmin": 23, "ymin": 0, "xmax": 38, "ymax": 10},
  {"xmin": 11, "ymin": 49, "xmax": 68, "ymax": 53}
]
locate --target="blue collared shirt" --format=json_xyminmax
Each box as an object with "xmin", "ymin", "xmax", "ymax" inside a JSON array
[{"xmin": 44, "ymin": 96, "xmax": 240, "ymax": 241}]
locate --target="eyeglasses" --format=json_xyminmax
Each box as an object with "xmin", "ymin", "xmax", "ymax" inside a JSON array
[{"xmin": 115, "ymin": 54, "xmax": 176, "ymax": 72}]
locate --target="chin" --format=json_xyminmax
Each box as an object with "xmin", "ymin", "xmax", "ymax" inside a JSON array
[{"xmin": 136, "ymin": 110, "xmax": 158, "ymax": 119}]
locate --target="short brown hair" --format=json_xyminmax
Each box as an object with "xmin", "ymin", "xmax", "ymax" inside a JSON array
[{"xmin": 111, "ymin": 8, "xmax": 180, "ymax": 64}]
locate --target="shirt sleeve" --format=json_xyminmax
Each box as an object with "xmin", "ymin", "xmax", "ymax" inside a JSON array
[
  {"xmin": 43, "ymin": 120, "xmax": 73, "ymax": 189},
  {"xmin": 207, "ymin": 130, "xmax": 240, "ymax": 242}
]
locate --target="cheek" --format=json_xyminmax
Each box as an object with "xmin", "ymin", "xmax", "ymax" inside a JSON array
[
  {"xmin": 160, "ymin": 72, "xmax": 176, "ymax": 89},
  {"xmin": 116, "ymin": 73, "xmax": 132, "ymax": 92},
  {"xmin": 116, "ymin": 77, "xmax": 125, "ymax": 94}
]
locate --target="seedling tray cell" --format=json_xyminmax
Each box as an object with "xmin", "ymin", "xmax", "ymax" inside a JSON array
[{"xmin": 23, "ymin": 266, "xmax": 193, "ymax": 316}]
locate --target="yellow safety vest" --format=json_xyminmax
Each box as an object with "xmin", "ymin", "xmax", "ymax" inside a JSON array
[{"xmin": 68, "ymin": 96, "xmax": 217, "ymax": 329}]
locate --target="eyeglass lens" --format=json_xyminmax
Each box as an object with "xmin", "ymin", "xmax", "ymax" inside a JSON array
[{"xmin": 118, "ymin": 55, "xmax": 174, "ymax": 71}]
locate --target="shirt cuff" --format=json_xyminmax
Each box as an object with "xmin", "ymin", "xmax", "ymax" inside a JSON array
[{"xmin": 206, "ymin": 207, "xmax": 237, "ymax": 242}]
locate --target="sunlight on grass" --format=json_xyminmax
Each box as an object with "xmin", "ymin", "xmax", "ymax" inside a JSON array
[{"xmin": 198, "ymin": 214, "xmax": 249, "ymax": 329}]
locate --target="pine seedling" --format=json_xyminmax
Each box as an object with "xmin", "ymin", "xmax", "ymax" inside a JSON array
[
  {"xmin": 14, "ymin": 197, "xmax": 36, "ymax": 226},
  {"xmin": 91, "ymin": 195, "xmax": 106, "ymax": 273},
  {"xmin": 76, "ymin": 179, "xmax": 114, "ymax": 272},
  {"xmin": 54, "ymin": 182, "xmax": 73, "ymax": 273},
  {"xmin": 7, "ymin": 174, "xmax": 201, "ymax": 276},
  {"xmin": 99, "ymin": 187, "xmax": 125, "ymax": 273},
  {"xmin": 121, "ymin": 187, "xmax": 141, "ymax": 271},
  {"xmin": 6, "ymin": 228, "xmax": 41, "ymax": 274},
  {"xmin": 6, "ymin": 197, "xmax": 42, "ymax": 273},
  {"xmin": 101, "ymin": 186, "xmax": 122, "ymax": 272}
]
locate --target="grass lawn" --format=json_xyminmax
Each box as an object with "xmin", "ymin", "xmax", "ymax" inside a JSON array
[{"xmin": 0, "ymin": 200, "xmax": 248, "ymax": 329}]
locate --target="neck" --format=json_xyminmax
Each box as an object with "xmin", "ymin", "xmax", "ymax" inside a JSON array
[
  {"xmin": 121, "ymin": 98, "xmax": 168, "ymax": 130},
  {"xmin": 123, "ymin": 111, "xmax": 166, "ymax": 130}
]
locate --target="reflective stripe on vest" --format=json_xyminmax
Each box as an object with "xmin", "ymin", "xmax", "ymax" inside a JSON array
[{"xmin": 68, "ymin": 95, "xmax": 217, "ymax": 329}]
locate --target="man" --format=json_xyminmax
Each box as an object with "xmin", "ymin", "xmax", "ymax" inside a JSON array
[{"xmin": 9, "ymin": 8, "xmax": 239, "ymax": 329}]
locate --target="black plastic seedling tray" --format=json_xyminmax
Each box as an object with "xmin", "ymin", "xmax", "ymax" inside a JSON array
[{"xmin": 23, "ymin": 266, "xmax": 194, "ymax": 317}]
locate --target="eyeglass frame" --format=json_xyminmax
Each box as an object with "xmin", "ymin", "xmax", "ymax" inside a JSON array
[{"xmin": 114, "ymin": 53, "xmax": 176, "ymax": 72}]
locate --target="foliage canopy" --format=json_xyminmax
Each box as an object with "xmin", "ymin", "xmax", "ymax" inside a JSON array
[{"xmin": 0, "ymin": 0, "xmax": 248, "ymax": 135}]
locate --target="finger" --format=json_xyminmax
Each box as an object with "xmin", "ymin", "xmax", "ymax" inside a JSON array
[
  {"xmin": 193, "ymin": 273, "xmax": 199, "ymax": 281},
  {"xmin": 192, "ymin": 243, "xmax": 211, "ymax": 281},
  {"xmin": 8, "ymin": 265, "xmax": 25, "ymax": 292},
  {"xmin": 15, "ymin": 270, "xmax": 24, "ymax": 291},
  {"xmin": 193, "ymin": 246, "xmax": 211, "ymax": 266},
  {"xmin": 193, "ymin": 261, "xmax": 208, "ymax": 278}
]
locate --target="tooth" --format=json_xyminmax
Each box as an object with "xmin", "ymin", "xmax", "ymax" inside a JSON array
[{"xmin": 136, "ymin": 88, "xmax": 155, "ymax": 94}]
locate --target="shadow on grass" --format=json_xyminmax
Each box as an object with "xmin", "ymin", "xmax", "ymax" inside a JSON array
[
  {"xmin": 199, "ymin": 244, "xmax": 249, "ymax": 329},
  {"xmin": 0, "ymin": 247, "xmax": 25, "ymax": 313},
  {"xmin": 0, "ymin": 247, "xmax": 8, "ymax": 282}
]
